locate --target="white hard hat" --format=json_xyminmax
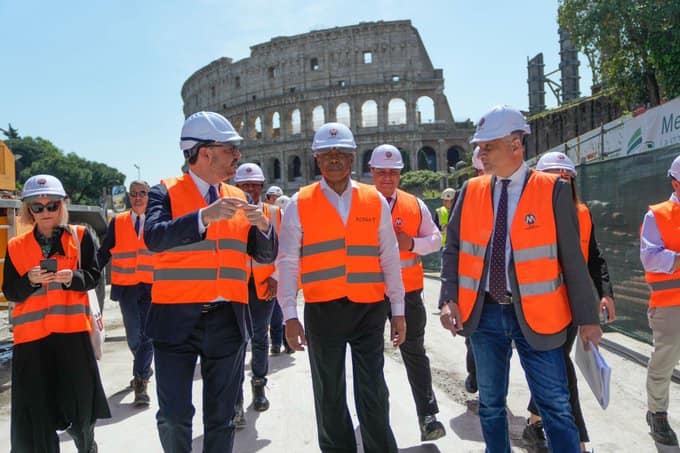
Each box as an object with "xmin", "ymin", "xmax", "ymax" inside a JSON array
[
  {"xmin": 21, "ymin": 174, "xmax": 67, "ymax": 201},
  {"xmin": 369, "ymin": 144, "xmax": 404, "ymax": 169},
  {"xmin": 311, "ymin": 122, "xmax": 356, "ymax": 153},
  {"xmin": 180, "ymin": 111, "xmax": 243, "ymax": 151},
  {"xmin": 266, "ymin": 185, "xmax": 283, "ymax": 197},
  {"xmin": 472, "ymin": 146, "xmax": 484, "ymax": 171},
  {"xmin": 441, "ymin": 188, "xmax": 456, "ymax": 200},
  {"xmin": 274, "ymin": 195, "xmax": 291, "ymax": 210},
  {"xmin": 470, "ymin": 105, "xmax": 531, "ymax": 143},
  {"xmin": 536, "ymin": 151, "xmax": 577, "ymax": 176},
  {"xmin": 234, "ymin": 163, "xmax": 265, "ymax": 183},
  {"xmin": 668, "ymin": 155, "xmax": 680, "ymax": 180}
]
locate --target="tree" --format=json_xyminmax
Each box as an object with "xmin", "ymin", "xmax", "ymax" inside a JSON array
[
  {"xmin": 5, "ymin": 136, "xmax": 125, "ymax": 205},
  {"xmin": 0, "ymin": 123, "xmax": 20, "ymax": 139},
  {"xmin": 558, "ymin": 0, "xmax": 680, "ymax": 107},
  {"xmin": 399, "ymin": 170, "xmax": 443, "ymax": 198}
]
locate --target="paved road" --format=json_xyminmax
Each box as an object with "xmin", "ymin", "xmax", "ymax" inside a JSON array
[{"xmin": 1, "ymin": 278, "xmax": 679, "ymax": 452}]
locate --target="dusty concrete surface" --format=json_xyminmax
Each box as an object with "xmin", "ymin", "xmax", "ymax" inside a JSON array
[{"xmin": 0, "ymin": 279, "xmax": 679, "ymax": 452}]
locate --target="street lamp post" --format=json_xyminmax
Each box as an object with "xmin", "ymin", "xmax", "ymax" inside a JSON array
[{"xmin": 133, "ymin": 164, "xmax": 140, "ymax": 180}]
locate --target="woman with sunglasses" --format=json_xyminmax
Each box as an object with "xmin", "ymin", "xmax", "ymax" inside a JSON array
[
  {"xmin": 2, "ymin": 174, "xmax": 110, "ymax": 453},
  {"xmin": 521, "ymin": 152, "xmax": 616, "ymax": 453}
]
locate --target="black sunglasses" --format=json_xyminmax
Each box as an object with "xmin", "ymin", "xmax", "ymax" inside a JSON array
[
  {"xmin": 129, "ymin": 190, "xmax": 148, "ymax": 198},
  {"xmin": 30, "ymin": 201, "xmax": 61, "ymax": 214}
]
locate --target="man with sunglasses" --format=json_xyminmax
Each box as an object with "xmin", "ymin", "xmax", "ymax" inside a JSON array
[
  {"xmin": 98, "ymin": 180, "xmax": 154, "ymax": 406},
  {"xmin": 143, "ymin": 111, "xmax": 277, "ymax": 453},
  {"xmin": 368, "ymin": 144, "xmax": 446, "ymax": 441}
]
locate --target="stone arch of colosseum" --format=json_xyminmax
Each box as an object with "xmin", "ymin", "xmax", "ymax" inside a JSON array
[{"xmin": 181, "ymin": 20, "xmax": 474, "ymax": 193}]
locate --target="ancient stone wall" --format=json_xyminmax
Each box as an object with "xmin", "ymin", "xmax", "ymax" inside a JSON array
[{"xmin": 181, "ymin": 20, "xmax": 474, "ymax": 192}]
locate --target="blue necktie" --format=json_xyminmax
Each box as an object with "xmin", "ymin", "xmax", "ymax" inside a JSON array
[
  {"xmin": 208, "ymin": 185, "xmax": 218, "ymax": 204},
  {"xmin": 489, "ymin": 179, "xmax": 510, "ymax": 302},
  {"xmin": 134, "ymin": 216, "xmax": 141, "ymax": 235}
]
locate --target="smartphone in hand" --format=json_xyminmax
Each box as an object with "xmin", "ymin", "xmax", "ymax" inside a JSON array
[{"xmin": 40, "ymin": 258, "xmax": 57, "ymax": 273}]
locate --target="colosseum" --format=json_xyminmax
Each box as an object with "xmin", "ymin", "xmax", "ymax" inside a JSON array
[{"xmin": 181, "ymin": 20, "xmax": 475, "ymax": 192}]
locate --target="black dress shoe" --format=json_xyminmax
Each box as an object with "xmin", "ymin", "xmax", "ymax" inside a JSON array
[
  {"xmin": 464, "ymin": 374, "xmax": 477, "ymax": 393},
  {"xmin": 252, "ymin": 377, "xmax": 270, "ymax": 412},
  {"xmin": 270, "ymin": 344, "xmax": 282, "ymax": 355},
  {"xmin": 522, "ymin": 419, "xmax": 547, "ymax": 449},
  {"xmin": 647, "ymin": 411, "xmax": 679, "ymax": 446},
  {"xmin": 418, "ymin": 415, "xmax": 446, "ymax": 441}
]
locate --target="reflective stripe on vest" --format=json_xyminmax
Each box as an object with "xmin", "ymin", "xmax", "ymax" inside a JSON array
[
  {"xmin": 248, "ymin": 203, "xmax": 281, "ymax": 300},
  {"xmin": 576, "ymin": 203, "xmax": 592, "ymax": 263},
  {"xmin": 392, "ymin": 189, "xmax": 424, "ymax": 292},
  {"xmin": 151, "ymin": 175, "xmax": 251, "ymax": 304},
  {"xmin": 298, "ymin": 181, "xmax": 385, "ymax": 303},
  {"xmin": 644, "ymin": 200, "xmax": 680, "ymax": 307},
  {"xmin": 458, "ymin": 172, "xmax": 571, "ymax": 335},
  {"xmin": 7, "ymin": 226, "xmax": 92, "ymax": 345},
  {"xmin": 110, "ymin": 211, "xmax": 154, "ymax": 285}
]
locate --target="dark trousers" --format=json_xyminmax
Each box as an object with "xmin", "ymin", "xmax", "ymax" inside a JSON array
[
  {"xmin": 238, "ymin": 279, "xmax": 277, "ymax": 402},
  {"xmin": 470, "ymin": 304, "xmax": 579, "ymax": 453},
  {"xmin": 154, "ymin": 304, "xmax": 246, "ymax": 453},
  {"xmin": 270, "ymin": 300, "xmax": 284, "ymax": 347},
  {"xmin": 465, "ymin": 337, "xmax": 476, "ymax": 376},
  {"xmin": 305, "ymin": 299, "xmax": 398, "ymax": 453},
  {"xmin": 394, "ymin": 290, "xmax": 439, "ymax": 417},
  {"xmin": 527, "ymin": 324, "xmax": 589, "ymax": 442},
  {"xmin": 119, "ymin": 284, "xmax": 154, "ymax": 379}
]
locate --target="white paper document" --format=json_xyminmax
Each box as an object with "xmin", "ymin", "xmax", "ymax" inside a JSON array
[{"xmin": 574, "ymin": 335, "xmax": 611, "ymax": 409}]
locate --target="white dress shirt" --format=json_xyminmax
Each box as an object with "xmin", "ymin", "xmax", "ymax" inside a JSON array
[
  {"xmin": 640, "ymin": 192, "xmax": 680, "ymax": 273},
  {"xmin": 485, "ymin": 162, "xmax": 529, "ymax": 293},
  {"xmin": 189, "ymin": 169, "xmax": 221, "ymax": 234},
  {"xmin": 387, "ymin": 192, "xmax": 441, "ymax": 256},
  {"xmin": 129, "ymin": 211, "xmax": 145, "ymax": 240},
  {"xmin": 276, "ymin": 178, "xmax": 405, "ymax": 321}
]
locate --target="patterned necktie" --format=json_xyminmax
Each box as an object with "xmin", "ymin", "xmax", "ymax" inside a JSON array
[
  {"xmin": 489, "ymin": 179, "xmax": 510, "ymax": 302},
  {"xmin": 207, "ymin": 185, "xmax": 218, "ymax": 204},
  {"xmin": 134, "ymin": 216, "xmax": 141, "ymax": 236}
]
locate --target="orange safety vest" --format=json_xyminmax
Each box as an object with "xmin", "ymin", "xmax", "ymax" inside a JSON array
[
  {"xmin": 458, "ymin": 171, "xmax": 571, "ymax": 334},
  {"xmin": 644, "ymin": 200, "xmax": 680, "ymax": 307},
  {"xmin": 392, "ymin": 189, "xmax": 424, "ymax": 292},
  {"xmin": 110, "ymin": 211, "xmax": 154, "ymax": 285},
  {"xmin": 298, "ymin": 181, "xmax": 385, "ymax": 303},
  {"xmin": 248, "ymin": 203, "xmax": 281, "ymax": 300},
  {"xmin": 576, "ymin": 202, "xmax": 592, "ymax": 263},
  {"xmin": 8, "ymin": 226, "xmax": 91, "ymax": 345},
  {"xmin": 151, "ymin": 174, "xmax": 251, "ymax": 304}
]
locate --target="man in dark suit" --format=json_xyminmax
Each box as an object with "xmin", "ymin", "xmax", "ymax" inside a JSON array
[
  {"xmin": 439, "ymin": 105, "xmax": 602, "ymax": 453},
  {"xmin": 144, "ymin": 111, "xmax": 277, "ymax": 453}
]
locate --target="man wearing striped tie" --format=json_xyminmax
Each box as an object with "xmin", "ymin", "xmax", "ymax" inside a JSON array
[{"xmin": 368, "ymin": 144, "xmax": 446, "ymax": 441}]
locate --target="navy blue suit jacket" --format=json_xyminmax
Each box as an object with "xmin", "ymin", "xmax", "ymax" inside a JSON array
[{"xmin": 143, "ymin": 182, "xmax": 278, "ymax": 345}]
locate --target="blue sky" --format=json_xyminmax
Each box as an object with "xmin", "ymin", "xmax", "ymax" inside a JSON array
[{"xmin": 0, "ymin": 0, "xmax": 592, "ymax": 187}]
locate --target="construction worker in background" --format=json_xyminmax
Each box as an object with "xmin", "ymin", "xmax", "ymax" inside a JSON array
[
  {"xmin": 274, "ymin": 194, "xmax": 291, "ymax": 211},
  {"xmin": 368, "ymin": 144, "xmax": 446, "ymax": 441},
  {"xmin": 439, "ymin": 105, "xmax": 602, "ymax": 452},
  {"xmin": 434, "ymin": 188, "xmax": 455, "ymax": 248},
  {"xmin": 472, "ymin": 146, "xmax": 485, "ymax": 176},
  {"xmin": 143, "ymin": 111, "xmax": 277, "ymax": 453},
  {"xmin": 265, "ymin": 185, "xmax": 283, "ymax": 204},
  {"xmin": 277, "ymin": 122, "xmax": 406, "ymax": 453},
  {"xmin": 97, "ymin": 180, "xmax": 155, "ymax": 406},
  {"xmin": 640, "ymin": 154, "xmax": 680, "ymax": 446},
  {"xmin": 232, "ymin": 162, "xmax": 282, "ymax": 427},
  {"xmin": 525, "ymin": 151, "xmax": 615, "ymax": 452},
  {"xmin": 263, "ymin": 184, "xmax": 291, "ymax": 357}
]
